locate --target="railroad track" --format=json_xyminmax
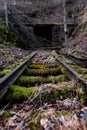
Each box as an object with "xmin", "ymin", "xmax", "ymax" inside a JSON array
[
  {"xmin": 1, "ymin": 50, "xmax": 87, "ymax": 130},
  {"xmin": 52, "ymin": 52, "xmax": 87, "ymax": 87},
  {"xmin": 0, "ymin": 51, "xmax": 37, "ymax": 99},
  {"xmin": 0, "ymin": 50, "xmax": 87, "ymax": 100}
]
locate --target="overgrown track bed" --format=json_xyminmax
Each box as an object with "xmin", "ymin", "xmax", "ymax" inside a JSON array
[
  {"xmin": 53, "ymin": 52, "xmax": 87, "ymax": 87},
  {"xmin": 0, "ymin": 50, "xmax": 87, "ymax": 130},
  {"xmin": 0, "ymin": 51, "xmax": 37, "ymax": 99}
]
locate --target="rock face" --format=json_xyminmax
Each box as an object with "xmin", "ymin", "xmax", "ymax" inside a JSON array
[
  {"xmin": 9, "ymin": 0, "xmax": 74, "ymax": 24},
  {"xmin": 1, "ymin": 0, "xmax": 86, "ymax": 50},
  {"xmin": 0, "ymin": 0, "xmax": 3, "ymax": 10},
  {"xmin": 7, "ymin": 0, "xmax": 75, "ymax": 48},
  {"xmin": 61, "ymin": 0, "xmax": 87, "ymax": 57}
]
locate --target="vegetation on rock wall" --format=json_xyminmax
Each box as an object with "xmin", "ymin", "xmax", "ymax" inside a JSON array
[
  {"xmin": 0, "ymin": 17, "xmax": 19, "ymax": 46},
  {"xmin": 0, "ymin": 18, "xmax": 7, "ymax": 43}
]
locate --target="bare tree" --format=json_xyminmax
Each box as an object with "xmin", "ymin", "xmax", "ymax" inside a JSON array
[
  {"xmin": 3, "ymin": 0, "xmax": 9, "ymax": 27},
  {"xmin": 63, "ymin": 0, "xmax": 68, "ymax": 46}
]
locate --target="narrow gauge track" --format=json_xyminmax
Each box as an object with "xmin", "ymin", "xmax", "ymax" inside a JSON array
[
  {"xmin": 0, "ymin": 51, "xmax": 37, "ymax": 99},
  {"xmin": 0, "ymin": 50, "xmax": 87, "ymax": 100},
  {"xmin": 1, "ymin": 50, "xmax": 87, "ymax": 130},
  {"xmin": 52, "ymin": 52, "xmax": 87, "ymax": 87}
]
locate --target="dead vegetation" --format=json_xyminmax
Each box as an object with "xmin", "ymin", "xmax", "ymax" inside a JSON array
[
  {"xmin": 61, "ymin": 0, "xmax": 87, "ymax": 58},
  {"xmin": 0, "ymin": 50, "xmax": 87, "ymax": 130},
  {"xmin": 0, "ymin": 81, "xmax": 87, "ymax": 130}
]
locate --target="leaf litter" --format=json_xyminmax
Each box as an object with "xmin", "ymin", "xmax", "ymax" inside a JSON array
[
  {"xmin": 0, "ymin": 81, "xmax": 87, "ymax": 130},
  {"xmin": 0, "ymin": 50, "xmax": 87, "ymax": 130}
]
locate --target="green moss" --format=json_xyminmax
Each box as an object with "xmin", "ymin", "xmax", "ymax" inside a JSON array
[
  {"xmin": 61, "ymin": 67, "xmax": 67, "ymax": 74},
  {"xmin": 28, "ymin": 123, "xmax": 39, "ymax": 130},
  {"xmin": 26, "ymin": 109, "xmax": 72, "ymax": 129},
  {"xmin": 6, "ymin": 64, "xmax": 17, "ymax": 69},
  {"xmin": 62, "ymin": 110, "xmax": 72, "ymax": 116},
  {"xmin": 61, "ymin": 64, "xmax": 87, "ymax": 76},
  {"xmin": 29, "ymin": 63, "xmax": 47, "ymax": 69},
  {"xmin": 56, "ymin": 111, "xmax": 62, "ymax": 117},
  {"xmin": 79, "ymin": 94, "xmax": 86, "ymax": 105},
  {"xmin": 70, "ymin": 65, "xmax": 87, "ymax": 74},
  {"xmin": 83, "ymin": 74, "xmax": 87, "ymax": 79},
  {"xmin": 0, "ymin": 18, "xmax": 7, "ymax": 43},
  {"xmin": 2, "ymin": 111, "xmax": 11, "ymax": 118},
  {"xmin": 17, "ymin": 75, "xmax": 44, "ymax": 86},
  {"xmin": 0, "ymin": 69, "xmax": 11, "ymax": 77},
  {"xmin": 28, "ymin": 63, "xmax": 59, "ymax": 69},
  {"xmin": 79, "ymin": 25, "xmax": 87, "ymax": 33},
  {"xmin": 6, "ymin": 85, "xmax": 37, "ymax": 102},
  {"xmin": 47, "ymin": 75, "xmax": 67, "ymax": 83},
  {"xmin": 6, "ymin": 62, "xmax": 23, "ymax": 70},
  {"xmin": 26, "ymin": 110, "xmax": 48, "ymax": 129},
  {"xmin": 42, "ymin": 86, "xmax": 72, "ymax": 101},
  {"xmin": 78, "ymin": 91, "xmax": 87, "ymax": 105},
  {"xmin": 64, "ymin": 52, "xmax": 87, "ymax": 61},
  {"xmin": 25, "ymin": 68, "xmax": 61, "ymax": 76},
  {"xmin": 59, "ymin": 55, "xmax": 76, "ymax": 65},
  {"xmin": 56, "ymin": 110, "xmax": 72, "ymax": 117},
  {"xmin": 17, "ymin": 75, "xmax": 67, "ymax": 86}
]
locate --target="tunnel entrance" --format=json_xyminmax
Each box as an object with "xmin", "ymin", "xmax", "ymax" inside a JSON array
[
  {"xmin": 27, "ymin": 23, "xmax": 75, "ymax": 47},
  {"xmin": 34, "ymin": 24, "xmax": 52, "ymax": 41}
]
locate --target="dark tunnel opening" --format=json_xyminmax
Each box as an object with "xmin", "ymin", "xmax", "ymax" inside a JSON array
[{"xmin": 34, "ymin": 24, "xmax": 52, "ymax": 41}]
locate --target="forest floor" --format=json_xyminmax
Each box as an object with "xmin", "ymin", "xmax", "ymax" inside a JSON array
[
  {"xmin": 0, "ymin": 1, "xmax": 87, "ymax": 129},
  {"xmin": 0, "ymin": 50, "xmax": 87, "ymax": 130},
  {"xmin": 0, "ymin": 44, "xmax": 31, "ymax": 73}
]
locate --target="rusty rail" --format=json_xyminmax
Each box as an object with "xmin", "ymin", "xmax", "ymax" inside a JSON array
[
  {"xmin": 53, "ymin": 52, "xmax": 87, "ymax": 87},
  {"xmin": 0, "ymin": 51, "xmax": 37, "ymax": 99}
]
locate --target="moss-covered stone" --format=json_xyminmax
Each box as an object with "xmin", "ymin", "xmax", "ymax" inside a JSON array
[
  {"xmin": 0, "ymin": 69, "xmax": 11, "ymax": 77},
  {"xmin": 5, "ymin": 85, "xmax": 37, "ymax": 102}
]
